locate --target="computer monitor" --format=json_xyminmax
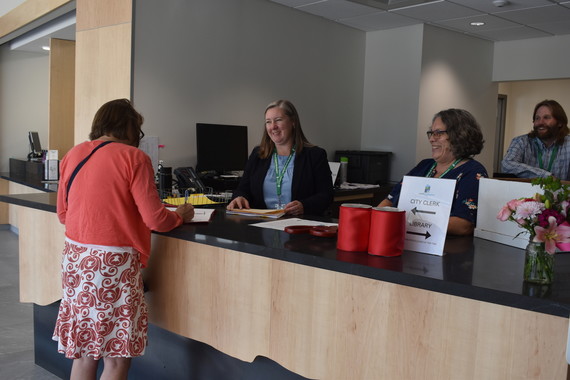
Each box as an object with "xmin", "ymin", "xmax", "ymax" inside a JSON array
[
  {"xmin": 196, "ymin": 123, "xmax": 248, "ymax": 174},
  {"xmin": 28, "ymin": 131, "xmax": 42, "ymax": 158}
]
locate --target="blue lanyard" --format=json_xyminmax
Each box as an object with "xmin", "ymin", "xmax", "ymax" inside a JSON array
[
  {"xmin": 534, "ymin": 140, "xmax": 559, "ymax": 172},
  {"xmin": 273, "ymin": 148, "xmax": 295, "ymax": 197}
]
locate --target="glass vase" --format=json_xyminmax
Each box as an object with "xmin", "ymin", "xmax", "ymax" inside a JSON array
[{"xmin": 523, "ymin": 241, "xmax": 554, "ymax": 285}]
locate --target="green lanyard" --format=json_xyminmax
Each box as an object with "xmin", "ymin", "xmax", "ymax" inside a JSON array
[
  {"xmin": 273, "ymin": 148, "xmax": 295, "ymax": 197},
  {"xmin": 426, "ymin": 158, "xmax": 462, "ymax": 178},
  {"xmin": 535, "ymin": 140, "xmax": 559, "ymax": 172}
]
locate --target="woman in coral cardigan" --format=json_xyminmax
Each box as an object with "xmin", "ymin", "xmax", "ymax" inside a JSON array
[{"xmin": 53, "ymin": 99, "xmax": 195, "ymax": 380}]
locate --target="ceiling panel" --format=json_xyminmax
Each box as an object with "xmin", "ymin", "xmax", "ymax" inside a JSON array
[
  {"xmin": 447, "ymin": 0, "xmax": 555, "ymax": 13},
  {"xmin": 270, "ymin": 0, "xmax": 328, "ymax": 7},
  {"xmin": 270, "ymin": 0, "xmax": 570, "ymax": 41},
  {"xmin": 339, "ymin": 10, "xmax": 419, "ymax": 31},
  {"xmin": 470, "ymin": 25, "xmax": 552, "ymax": 41},
  {"xmin": 531, "ymin": 19, "xmax": 570, "ymax": 35},
  {"xmin": 391, "ymin": 1, "xmax": 483, "ymax": 22},
  {"xmin": 495, "ymin": 4, "xmax": 570, "ymax": 24},
  {"xmin": 298, "ymin": 0, "xmax": 380, "ymax": 20},
  {"xmin": 436, "ymin": 14, "xmax": 522, "ymax": 33}
]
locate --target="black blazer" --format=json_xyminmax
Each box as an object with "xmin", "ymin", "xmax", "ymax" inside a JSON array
[{"xmin": 231, "ymin": 145, "xmax": 334, "ymax": 216}]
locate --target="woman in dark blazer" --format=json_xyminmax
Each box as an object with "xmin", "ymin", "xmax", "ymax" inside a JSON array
[{"xmin": 228, "ymin": 100, "xmax": 333, "ymax": 216}]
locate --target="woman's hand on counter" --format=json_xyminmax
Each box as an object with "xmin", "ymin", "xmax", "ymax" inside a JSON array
[
  {"xmin": 227, "ymin": 196, "xmax": 250, "ymax": 210},
  {"xmin": 284, "ymin": 200, "xmax": 304, "ymax": 216},
  {"xmin": 176, "ymin": 203, "xmax": 195, "ymax": 223}
]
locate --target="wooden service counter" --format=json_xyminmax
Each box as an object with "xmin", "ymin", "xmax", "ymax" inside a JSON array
[{"xmin": 2, "ymin": 192, "xmax": 570, "ymax": 379}]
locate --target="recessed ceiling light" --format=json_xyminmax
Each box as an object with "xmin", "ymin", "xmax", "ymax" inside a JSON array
[
  {"xmin": 42, "ymin": 46, "xmax": 50, "ymax": 51},
  {"xmin": 470, "ymin": 21, "xmax": 485, "ymax": 27}
]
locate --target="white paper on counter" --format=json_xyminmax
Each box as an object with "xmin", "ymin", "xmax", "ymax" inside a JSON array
[{"xmin": 251, "ymin": 218, "xmax": 337, "ymax": 231}]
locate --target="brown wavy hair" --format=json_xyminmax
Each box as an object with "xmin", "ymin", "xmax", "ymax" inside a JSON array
[
  {"xmin": 432, "ymin": 108, "xmax": 484, "ymax": 159},
  {"xmin": 528, "ymin": 99, "xmax": 569, "ymax": 145},
  {"xmin": 89, "ymin": 99, "xmax": 144, "ymax": 147},
  {"xmin": 258, "ymin": 100, "xmax": 313, "ymax": 159}
]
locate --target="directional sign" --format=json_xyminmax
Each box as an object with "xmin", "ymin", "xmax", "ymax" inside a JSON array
[
  {"xmin": 397, "ymin": 176, "xmax": 456, "ymax": 256},
  {"xmin": 411, "ymin": 207, "xmax": 436, "ymax": 215},
  {"xmin": 407, "ymin": 230, "xmax": 431, "ymax": 239}
]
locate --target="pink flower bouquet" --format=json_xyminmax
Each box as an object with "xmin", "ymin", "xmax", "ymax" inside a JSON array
[{"xmin": 497, "ymin": 176, "xmax": 570, "ymax": 254}]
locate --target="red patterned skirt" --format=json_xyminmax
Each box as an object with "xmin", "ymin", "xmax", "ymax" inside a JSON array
[{"xmin": 52, "ymin": 238, "xmax": 148, "ymax": 359}]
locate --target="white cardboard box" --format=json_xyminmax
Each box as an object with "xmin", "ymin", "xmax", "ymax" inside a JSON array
[
  {"xmin": 44, "ymin": 159, "xmax": 59, "ymax": 181},
  {"xmin": 474, "ymin": 178, "xmax": 540, "ymax": 249}
]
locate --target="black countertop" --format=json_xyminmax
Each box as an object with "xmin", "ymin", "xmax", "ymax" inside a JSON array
[
  {"xmin": 2, "ymin": 191, "xmax": 570, "ymax": 318},
  {"xmin": 0, "ymin": 172, "xmax": 58, "ymax": 193}
]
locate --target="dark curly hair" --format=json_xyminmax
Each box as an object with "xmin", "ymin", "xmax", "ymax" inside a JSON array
[
  {"xmin": 432, "ymin": 108, "xmax": 484, "ymax": 159},
  {"xmin": 89, "ymin": 99, "xmax": 144, "ymax": 147},
  {"xmin": 528, "ymin": 99, "xmax": 569, "ymax": 145}
]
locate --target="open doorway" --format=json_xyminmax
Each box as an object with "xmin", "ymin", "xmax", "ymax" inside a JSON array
[{"xmin": 494, "ymin": 94, "xmax": 507, "ymax": 174}]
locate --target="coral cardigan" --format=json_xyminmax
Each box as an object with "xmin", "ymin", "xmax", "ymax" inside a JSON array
[{"xmin": 57, "ymin": 141, "xmax": 182, "ymax": 267}]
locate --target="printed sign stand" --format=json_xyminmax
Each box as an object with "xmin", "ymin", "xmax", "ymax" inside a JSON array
[{"xmin": 397, "ymin": 176, "xmax": 456, "ymax": 256}]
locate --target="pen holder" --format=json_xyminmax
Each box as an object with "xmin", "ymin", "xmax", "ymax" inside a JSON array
[
  {"xmin": 337, "ymin": 203, "xmax": 372, "ymax": 252},
  {"xmin": 368, "ymin": 207, "xmax": 406, "ymax": 257}
]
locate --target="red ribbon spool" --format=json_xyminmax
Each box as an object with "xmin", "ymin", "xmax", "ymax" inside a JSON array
[
  {"xmin": 337, "ymin": 204, "xmax": 372, "ymax": 252},
  {"xmin": 368, "ymin": 207, "xmax": 406, "ymax": 257}
]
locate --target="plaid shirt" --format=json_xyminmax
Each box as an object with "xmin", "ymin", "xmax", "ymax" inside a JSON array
[{"xmin": 501, "ymin": 135, "xmax": 570, "ymax": 180}]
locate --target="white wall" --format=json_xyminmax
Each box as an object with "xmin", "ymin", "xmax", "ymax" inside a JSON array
[
  {"xmin": 132, "ymin": 0, "xmax": 365, "ymax": 170},
  {"xmin": 0, "ymin": 44, "xmax": 48, "ymax": 172},
  {"xmin": 418, "ymin": 25, "xmax": 497, "ymax": 175},
  {"xmin": 493, "ymin": 35, "xmax": 570, "ymax": 81},
  {"xmin": 361, "ymin": 24, "xmax": 424, "ymax": 182}
]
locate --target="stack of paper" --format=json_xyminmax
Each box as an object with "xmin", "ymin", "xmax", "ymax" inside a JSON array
[
  {"xmin": 226, "ymin": 208, "xmax": 285, "ymax": 219},
  {"xmin": 165, "ymin": 206, "xmax": 215, "ymax": 223}
]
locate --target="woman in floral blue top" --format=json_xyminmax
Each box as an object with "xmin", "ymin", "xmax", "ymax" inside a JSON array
[{"xmin": 378, "ymin": 108, "xmax": 488, "ymax": 236}]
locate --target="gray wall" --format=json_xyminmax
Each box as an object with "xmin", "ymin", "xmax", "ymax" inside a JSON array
[
  {"xmin": 0, "ymin": 45, "xmax": 48, "ymax": 172},
  {"xmin": 493, "ymin": 34, "xmax": 570, "ymax": 81},
  {"xmin": 360, "ymin": 24, "xmax": 497, "ymax": 182},
  {"xmin": 132, "ymin": 0, "xmax": 365, "ymax": 171},
  {"xmin": 417, "ymin": 25, "xmax": 497, "ymax": 176},
  {"xmin": 360, "ymin": 24, "xmax": 423, "ymax": 182}
]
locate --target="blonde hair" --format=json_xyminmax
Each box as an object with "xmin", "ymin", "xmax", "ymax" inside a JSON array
[{"xmin": 258, "ymin": 100, "xmax": 313, "ymax": 159}]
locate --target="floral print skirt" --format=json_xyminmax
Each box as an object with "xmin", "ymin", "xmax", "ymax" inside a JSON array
[{"xmin": 52, "ymin": 238, "xmax": 148, "ymax": 359}]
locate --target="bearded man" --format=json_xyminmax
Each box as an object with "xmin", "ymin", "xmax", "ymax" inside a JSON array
[{"xmin": 501, "ymin": 99, "xmax": 570, "ymax": 180}]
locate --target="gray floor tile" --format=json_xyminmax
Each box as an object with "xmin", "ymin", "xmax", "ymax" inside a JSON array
[
  {"xmin": 0, "ymin": 230, "xmax": 61, "ymax": 380},
  {"xmin": 0, "ymin": 350, "xmax": 60, "ymax": 380}
]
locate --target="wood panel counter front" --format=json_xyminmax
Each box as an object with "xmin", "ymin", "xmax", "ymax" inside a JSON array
[{"xmin": 1, "ymin": 192, "xmax": 570, "ymax": 379}]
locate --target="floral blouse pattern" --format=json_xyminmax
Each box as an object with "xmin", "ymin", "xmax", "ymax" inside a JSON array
[{"xmin": 387, "ymin": 158, "xmax": 488, "ymax": 225}]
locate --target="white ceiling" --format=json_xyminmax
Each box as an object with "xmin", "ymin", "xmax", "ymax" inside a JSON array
[
  {"xmin": 8, "ymin": 11, "xmax": 75, "ymax": 53},
  {"xmin": 270, "ymin": 0, "xmax": 570, "ymax": 41},
  {"xmin": 0, "ymin": 0, "xmax": 25, "ymax": 18},
  {"xmin": 3, "ymin": 0, "xmax": 570, "ymax": 54},
  {"xmin": 0, "ymin": 1, "xmax": 76, "ymax": 54}
]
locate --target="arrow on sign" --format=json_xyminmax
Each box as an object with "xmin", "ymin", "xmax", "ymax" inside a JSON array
[
  {"xmin": 411, "ymin": 207, "xmax": 436, "ymax": 215},
  {"xmin": 407, "ymin": 230, "xmax": 431, "ymax": 239}
]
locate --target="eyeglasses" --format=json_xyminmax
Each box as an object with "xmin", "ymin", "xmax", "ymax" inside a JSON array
[{"xmin": 426, "ymin": 130, "xmax": 448, "ymax": 139}]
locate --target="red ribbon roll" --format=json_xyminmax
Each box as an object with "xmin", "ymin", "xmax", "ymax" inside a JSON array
[
  {"xmin": 337, "ymin": 204, "xmax": 372, "ymax": 252},
  {"xmin": 368, "ymin": 207, "xmax": 406, "ymax": 257}
]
